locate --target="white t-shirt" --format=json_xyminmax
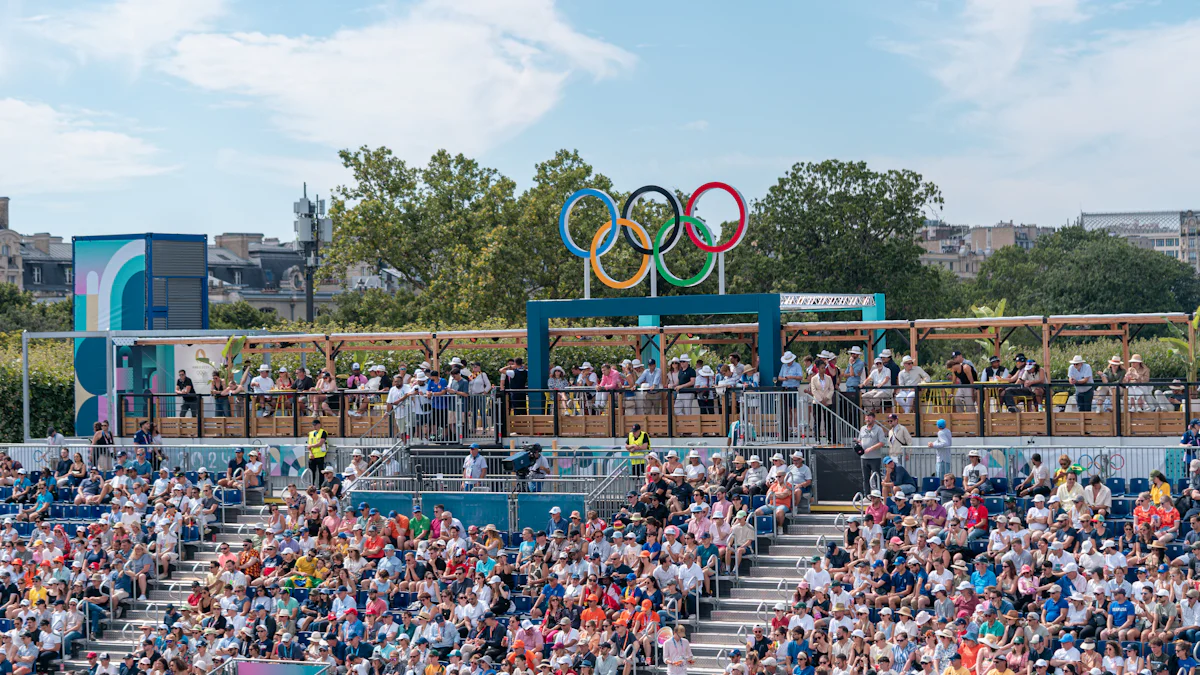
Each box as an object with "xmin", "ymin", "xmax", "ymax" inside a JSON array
[
  {"xmin": 963, "ymin": 462, "xmax": 987, "ymax": 488},
  {"xmin": 250, "ymin": 375, "xmax": 275, "ymax": 394},
  {"xmin": 1026, "ymin": 506, "xmax": 1051, "ymax": 531}
]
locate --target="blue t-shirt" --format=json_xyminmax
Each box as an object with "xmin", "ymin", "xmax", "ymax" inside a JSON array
[
  {"xmin": 972, "ymin": 570, "xmax": 997, "ymax": 594},
  {"xmin": 540, "ymin": 583, "xmax": 565, "ymax": 601},
  {"xmin": 428, "ymin": 378, "xmax": 448, "ymax": 409},
  {"xmin": 891, "ymin": 570, "xmax": 915, "ymax": 594},
  {"xmin": 1109, "ymin": 600, "xmax": 1136, "ymax": 627},
  {"xmin": 1043, "ymin": 597, "xmax": 1067, "ymax": 622}
]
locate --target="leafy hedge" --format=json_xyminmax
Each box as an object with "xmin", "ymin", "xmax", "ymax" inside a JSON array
[{"xmin": 0, "ymin": 333, "xmax": 75, "ymax": 442}]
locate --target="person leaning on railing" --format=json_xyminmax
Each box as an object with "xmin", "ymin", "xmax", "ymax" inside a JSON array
[
  {"xmin": 1002, "ymin": 359, "xmax": 1048, "ymax": 412},
  {"xmin": 896, "ymin": 356, "xmax": 930, "ymax": 414}
]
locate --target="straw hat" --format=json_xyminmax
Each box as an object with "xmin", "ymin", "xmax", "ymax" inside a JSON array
[
  {"xmin": 1108, "ymin": 355, "xmax": 1123, "ymax": 366},
  {"xmin": 1129, "ymin": 354, "xmax": 1144, "ymax": 363}
]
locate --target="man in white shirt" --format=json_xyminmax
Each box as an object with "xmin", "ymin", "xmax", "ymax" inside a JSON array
[
  {"xmin": 1017, "ymin": 453, "xmax": 1054, "ymax": 498},
  {"xmin": 1026, "ymin": 494, "xmax": 1051, "ymax": 531},
  {"xmin": 461, "ymin": 445, "xmax": 487, "ymax": 490},
  {"xmin": 249, "ymin": 364, "xmax": 275, "ymax": 416},
  {"xmin": 804, "ymin": 557, "xmax": 831, "ymax": 592},
  {"xmin": 1049, "ymin": 634, "xmax": 1081, "ymax": 675}
]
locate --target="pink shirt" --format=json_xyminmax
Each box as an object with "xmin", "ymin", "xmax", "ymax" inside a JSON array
[{"xmin": 600, "ymin": 370, "xmax": 622, "ymax": 389}]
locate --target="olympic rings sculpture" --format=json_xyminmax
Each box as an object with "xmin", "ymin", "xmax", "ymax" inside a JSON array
[{"xmin": 558, "ymin": 181, "xmax": 748, "ymax": 289}]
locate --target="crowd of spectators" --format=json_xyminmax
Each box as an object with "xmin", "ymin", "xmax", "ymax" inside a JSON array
[{"xmin": 736, "ymin": 455, "xmax": 1200, "ymax": 675}]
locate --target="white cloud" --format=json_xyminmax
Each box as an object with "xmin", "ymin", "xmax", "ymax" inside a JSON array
[
  {"xmin": 164, "ymin": 0, "xmax": 634, "ymax": 158},
  {"xmin": 0, "ymin": 98, "xmax": 172, "ymax": 194},
  {"xmin": 681, "ymin": 120, "xmax": 709, "ymax": 132},
  {"xmin": 886, "ymin": 0, "xmax": 1200, "ymax": 225},
  {"xmin": 27, "ymin": 0, "xmax": 226, "ymax": 69},
  {"xmin": 215, "ymin": 149, "xmax": 348, "ymax": 193}
]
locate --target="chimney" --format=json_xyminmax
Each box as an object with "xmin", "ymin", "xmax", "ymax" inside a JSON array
[
  {"xmin": 0, "ymin": 197, "xmax": 9, "ymax": 230},
  {"xmin": 31, "ymin": 233, "xmax": 52, "ymax": 254}
]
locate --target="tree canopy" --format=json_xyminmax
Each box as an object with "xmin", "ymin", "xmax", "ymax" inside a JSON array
[
  {"xmin": 0, "ymin": 284, "xmax": 72, "ymax": 332},
  {"xmin": 970, "ymin": 226, "xmax": 1200, "ymax": 315}
]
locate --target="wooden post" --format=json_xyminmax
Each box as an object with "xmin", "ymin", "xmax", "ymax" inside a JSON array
[
  {"xmin": 994, "ymin": 327, "xmax": 1002, "ymax": 359},
  {"xmin": 909, "ymin": 323, "xmax": 918, "ymax": 365},
  {"xmin": 1041, "ymin": 319, "xmax": 1051, "ymax": 370},
  {"xmin": 431, "ymin": 333, "xmax": 440, "ymax": 371},
  {"xmin": 1121, "ymin": 324, "xmax": 1130, "ymax": 364},
  {"xmin": 324, "ymin": 338, "xmax": 334, "ymax": 376},
  {"xmin": 1189, "ymin": 316, "xmax": 1196, "ymax": 381}
]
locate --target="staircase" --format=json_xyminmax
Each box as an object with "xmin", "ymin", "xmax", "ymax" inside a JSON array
[
  {"xmin": 685, "ymin": 512, "xmax": 848, "ymax": 674},
  {"xmin": 63, "ymin": 491, "xmax": 269, "ymax": 672}
]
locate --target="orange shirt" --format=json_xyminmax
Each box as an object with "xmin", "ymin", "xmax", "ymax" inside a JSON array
[
  {"xmin": 961, "ymin": 642, "xmax": 983, "ymax": 675},
  {"xmin": 581, "ymin": 607, "xmax": 606, "ymax": 626},
  {"xmin": 1134, "ymin": 504, "xmax": 1156, "ymax": 528},
  {"xmin": 632, "ymin": 610, "xmax": 660, "ymax": 632},
  {"xmin": 1158, "ymin": 506, "xmax": 1179, "ymax": 530}
]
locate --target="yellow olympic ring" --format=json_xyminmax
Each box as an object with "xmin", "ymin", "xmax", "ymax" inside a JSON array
[{"xmin": 589, "ymin": 218, "xmax": 651, "ymax": 290}]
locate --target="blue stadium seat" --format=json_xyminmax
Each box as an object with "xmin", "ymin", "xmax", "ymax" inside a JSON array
[
  {"xmin": 969, "ymin": 541, "xmax": 987, "ymax": 554},
  {"xmin": 921, "ymin": 477, "xmax": 940, "ymax": 494},
  {"xmin": 1183, "ymin": 521, "xmax": 1193, "ymax": 537},
  {"xmin": 1168, "ymin": 544, "xmax": 1186, "ymax": 559},
  {"xmin": 755, "ymin": 515, "xmax": 774, "ymax": 536},
  {"xmin": 984, "ymin": 497, "xmax": 1004, "ymax": 514},
  {"xmin": 0, "ymin": 620, "xmax": 10, "ymax": 632},
  {"xmin": 989, "ymin": 478, "xmax": 1009, "ymax": 494},
  {"xmin": 291, "ymin": 589, "xmax": 309, "ymax": 602},
  {"xmin": 1130, "ymin": 478, "xmax": 1150, "ymax": 496},
  {"xmin": 182, "ymin": 525, "xmax": 201, "ymax": 542},
  {"xmin": 219, "ymin": 489, "xmax": 242, "ymax": 505},
  {"xmin": 512, "ymin": 596, "xmax": 533, "ymax": 614},
  {"xmin": 1111, "ymin": 499, "xmax": 1131, "ymax": 518},
  {"xmin": 186, "ymin": 472, "xmax": 199, "ymax": 485},
  {"xmin": 1107, "ymin": 478, "xmax": 1126, "ymax": 496},
  {"xmin": 750, "ymin": 495, "xmax": 766, "ymax": 511},
  {"xmin": 1179, "ymin": 479, "xmax": 1190, "ymax": 494}
]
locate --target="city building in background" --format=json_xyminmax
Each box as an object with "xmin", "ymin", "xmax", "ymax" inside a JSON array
[
  {"xmin": 917, "ymin": 220, "xmax": 1053, "ymax": 278},
  {"xmin": 1078, "ymin": 210, "xmax": 1190, "ymax": 266},
  {"xmin": 0, "ymin": 197, "xmax": 73, "ymax": 300},
  {"xmin": 207, "ymin": 232, "xmax": 402, "ymax": 321}
]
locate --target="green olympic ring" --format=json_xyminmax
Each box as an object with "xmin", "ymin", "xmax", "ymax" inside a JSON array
[{"xmin": 654, "ymin": 215, "xmax": 715, "ymax": 287}]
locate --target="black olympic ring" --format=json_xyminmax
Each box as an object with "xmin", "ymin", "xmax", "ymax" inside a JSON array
[{"xmin": 619, "ymin": 185, "xmax": 683, "ymax": 256}]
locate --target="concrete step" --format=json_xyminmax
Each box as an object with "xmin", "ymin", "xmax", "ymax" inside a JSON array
[{"xmin": 725, "ymin": 587, "xmax": 796, "ymax": 601}]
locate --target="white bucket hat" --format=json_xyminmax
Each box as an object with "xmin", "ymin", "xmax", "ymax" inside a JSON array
[
  {"xmin": 781, "ymin": 351, "xmax": 797, "ymax": 364},
  {"xmin": 698, "ymin": 365, "xmax": 715, "ymax": 377},
  {"xmin": 631, "ymin": 359, "xmax": 643, "ymax": 368},
  {"xmin": 849, "ymin": 346, "xmax": 863, "ymax": 355},
  {"xmin": 880, "ymin": 349, "xmax": 893, "ymax": 358},
  {"xmin": 1070, "ymin": 355, "xmax": 1085, "ymax": 365}
]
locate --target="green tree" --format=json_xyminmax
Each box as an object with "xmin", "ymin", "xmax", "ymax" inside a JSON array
[
  {"xmin": 725, "ymin": 160, "xmax": 957, "ymax": 318},
  {"xmin": 0, "ymin": 283, "xmax": 72, "ymax": 332},
  {"xmin": 209, "ymin": 301, "xmax": 277, "ymax": 330},
  {"xmin": 970, "ymin": 226, "xmax": 1200, "ymax": 315},
  {"xmin": 323, "ymin": 147, "xmax": 519, "ymax": 325},
  {"xmin": 316, "ymin": 287, "xmax": 420, "ymax": 328}
]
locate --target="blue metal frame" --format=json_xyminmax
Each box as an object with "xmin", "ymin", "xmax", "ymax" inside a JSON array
[
  {"xmin": 527, "ymin": 293, "xmax": 783, "ymax": 389},
  {"xmin": 74, "ymin": 233, "xmax": 209, "ymax": 330}
]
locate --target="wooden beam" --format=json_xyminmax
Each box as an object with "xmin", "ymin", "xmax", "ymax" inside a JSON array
[
  {"xmin": 1041, "ymin": 318, "xmax": 1051, "ymax": 371},
  {"xmin": 909, "ymin": 323, "xmax": 918, "ymax": 366},
  {"xmin": 1055, "ymin": 329, "xmax": 1124, "ymax": 337}
]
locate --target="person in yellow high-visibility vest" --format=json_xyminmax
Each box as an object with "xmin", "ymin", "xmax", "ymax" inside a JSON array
[
  {"xmin": 306, "ymin": 418, "xmax": 328, "ymax": 488},
  {"xmin": 626, "ymin": 423, "xmax": 650, "ymax": 476}
]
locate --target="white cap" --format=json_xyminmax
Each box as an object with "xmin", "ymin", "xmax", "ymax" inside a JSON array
[
  {"xmin": 352, "ymin": 362, "xmax": 361, "ymax": 370},
  {"xmin": 549, "ymin": 506, "xmax": 561, "ymax": 514},
  {"xmin": 968, "ymin": 449, "xmax": 981, "ymax": 457},
  {"xmin": 278, "ymin": 366, "xmax": 288, "ymax": 373}
]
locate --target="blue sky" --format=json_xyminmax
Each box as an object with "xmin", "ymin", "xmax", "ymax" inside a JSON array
[{"xmin": 3, "ymin": 0, "xmax": 1200, "ymax": 240}]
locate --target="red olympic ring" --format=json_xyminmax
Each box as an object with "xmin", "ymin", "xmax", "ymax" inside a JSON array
[{"xmin": 684, "ymin": 181, "xmax": 748, "ymax": 254}]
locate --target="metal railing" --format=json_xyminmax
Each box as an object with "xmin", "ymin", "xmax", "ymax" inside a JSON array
[
  {"xmin": 738, "ymin": 390, "xmax": 859, "ymax": 445},
  {"xmin": 116, "ymin": 390, "xmax": 499, "ymax": 442},
  {"xmin": 894, "ymin": 445, "xmax": 1193, "ymax": 486},
  {"xmin": 860, "ymin": 379, "xmax": 1199, "ymax": 438}
]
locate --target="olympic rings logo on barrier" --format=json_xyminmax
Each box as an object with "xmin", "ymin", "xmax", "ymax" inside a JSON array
[{"xmin": 558, "ymin": 182, "xmax": 748, "ymax": 289}]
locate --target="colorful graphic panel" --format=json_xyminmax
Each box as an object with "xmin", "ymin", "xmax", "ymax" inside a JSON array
[{"xmin": 73, "ymin": 237, "xmax": 146, "ymax": 436}]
